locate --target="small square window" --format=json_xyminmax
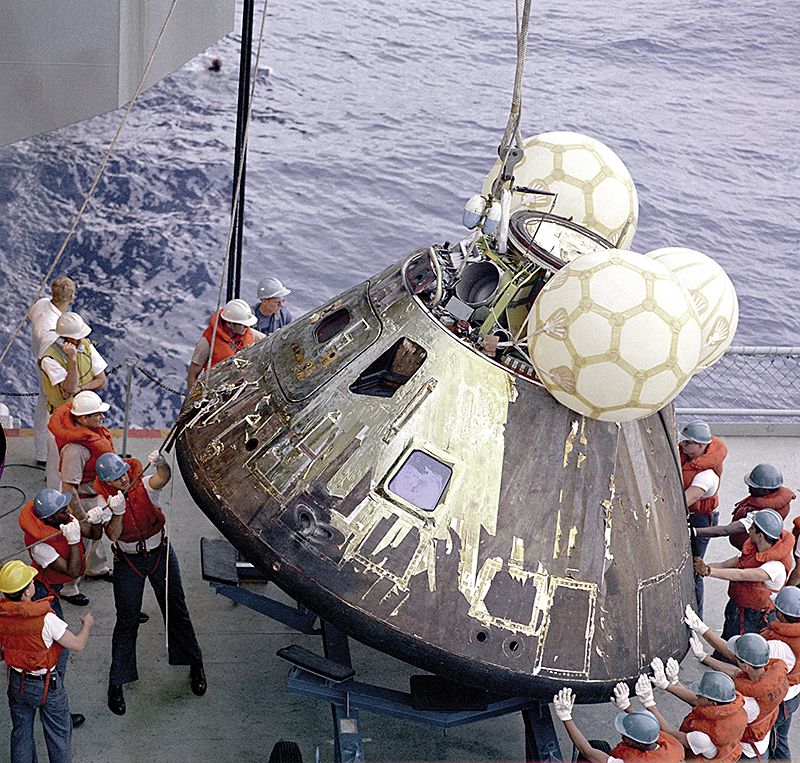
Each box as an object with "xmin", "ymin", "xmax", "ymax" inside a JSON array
[{"xmin": 387, "ymin": 450, "xmax": 452, "ymax": 511}]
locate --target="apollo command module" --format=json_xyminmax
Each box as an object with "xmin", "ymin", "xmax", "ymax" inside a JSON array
[{"xmin": 174, "ymin": 132, "xmax": 738, "ymax": 702}]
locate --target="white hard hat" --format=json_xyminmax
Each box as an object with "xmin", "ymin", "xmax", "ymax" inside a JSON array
[
  {"xmin": 257, "ymin": 277, "xmax": 291, "ymax": 300},
  {"xmin": 56, "ymin": 312, "xmax": 91, "ymax": 340},
  {"xmin": 71, "ymin": 390, "xmax": 110, "ymax": 416},
  {"xmin": 220, "ymin": 299, "xmax": 257, "ymax": 326}
]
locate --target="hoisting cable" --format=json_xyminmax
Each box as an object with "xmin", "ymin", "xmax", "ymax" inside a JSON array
[
  {"xmin": 204, "ymin": 0, "xmax": 271, "ymax": 382},
  {"xmin": 490, "ymin": 0, "xmax": 533, "ymax": 201},
  {"xmin": 0, "ymin": 0, "xmax": 183, "ymax": 372}
]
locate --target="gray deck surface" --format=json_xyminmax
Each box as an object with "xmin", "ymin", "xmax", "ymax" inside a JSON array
[{"xmin": 1, "ymin": 429, "xmax": 799, "ymax": 762}]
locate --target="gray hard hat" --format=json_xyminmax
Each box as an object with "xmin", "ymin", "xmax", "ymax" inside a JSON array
[
  {"xmin": 752, "ymin": 508, "xmax": 783, "ymax": 540},
  {"xmin": 744, "ymin": 463, "xmax": 783, "ymax": 490},
  {"xmin": 691, "ymin": 671, "xmax": 736, "ymax": 703},
  {"xmin": 728, "ymin": 633, "xmax": 770, "ymax": 667},
  {"xmin": 773, "ymin": 586, "xmax": 800, "ymax": 618},
  {"xmin": 614, "ymin": 709, "xmax": 660, "ymax": 745},
  {"xmin": 96, "ymin": 453, "xmax": 130, "ymax": 483},
  {"xmin": 33, "ymin": 489, "xmax": 72, "ymax": 519},
  {"xmin": 679, "ymin": 420, "xmax": 712, "ymax": 444},
  {"xmin": 257, "ymin": 277, "xmax": 291, "ymax": 300}
]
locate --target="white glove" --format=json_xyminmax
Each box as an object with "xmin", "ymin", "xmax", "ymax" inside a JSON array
[
  {"xmin": 108, "ymin": 493, "xmax": 126, "ymax": 515},
  {"xmin": 611, "ymin": 682, "xmax": 631, "ymax": 710},
  {"xmin": 666, "ymin": 657, "xmax": 680, "ymax": 685},
  {"xmin": 684, "ymin": 604, "xmax": 709, "ymax": 636},
  {"xmin": 86, "ymin": 507, "xmax": 105, "ymax": 524},
  {"xmin": 689, "ymin": 632, "xmax": 707, "ymax": 662},
  {"xmin": 650, "ymin": 657, "xmax": 669, "ymax": 690},
  {"xmin": 148, "ymin": 449, "xmax": 167, "ymax": 467},
  {"xmin": 635, "ymin": 674, "xmax": 656, "ymax": 708},
  {"xmin": 552, "ymin": 688, "xmax": 574, "ymax": 721},
  {"xmin": 60, "ymin": 517, "xmax": 82, "ymax": 545}
]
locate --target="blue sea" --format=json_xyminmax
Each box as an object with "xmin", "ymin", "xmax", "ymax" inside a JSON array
[{"xmin": 0, "ymin": 0, "xmax": 797, "ymax": 429}]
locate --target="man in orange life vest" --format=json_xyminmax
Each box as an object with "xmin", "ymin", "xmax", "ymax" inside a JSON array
[
  {"xmin": 687, "ymin": 606, "xmax": 790, "ymax": 760},
  {"xmin": 48, "ymin": 390, "xmax": 115, "ymax": 605},
  {"xmin": 94, "ymin": 451, "xmax": 205, "ymax": 716},
  {"xmin": 552, "ymin": 685, "xmax": 685, "ymax": 762},
  {"xmin": 637, "ymin": 655, "xmax": 747, "ymax": 762},
  {"xmin": 695, "ymin": 463, "xmax": 795, "ymax": 552},
  {"xmin": 187, "ymin": 298, "xmax": 265, "ymax": 389},
  {"xmin": 679, "ymin": 420, "xmax": 727, "ymax": 619},
  {"xmin": 694, "ymin": 508, "xmax": 794, "ymax": 642},
  {"xmin": 759, "ymin": 588, "xmax": 800, "ymax": 760},
  {"xmin": 0, "ymin": 560, "xmax": 94, "ymax": 763}
]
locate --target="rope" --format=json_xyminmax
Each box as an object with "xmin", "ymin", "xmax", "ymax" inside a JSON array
[
  {"xmin": 0, "ymin": 0, "xmax": 182, "ymax": 372},
  {"xmin": 203, "ymin": 0, "xmax": 271, "ymax": 387}
]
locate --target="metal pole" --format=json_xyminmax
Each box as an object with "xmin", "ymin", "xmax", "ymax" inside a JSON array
[
  {"xmin": 227, "ymin": 0, "xmax": 254, "ymax": 302},
  {"xmin": 121, "ymin": 358, "xmax": 136, "ymax": 457}
]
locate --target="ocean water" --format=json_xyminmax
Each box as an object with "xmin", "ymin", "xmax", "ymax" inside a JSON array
[{"xmin": 0, "ymin": 0, "xmax": 797, "ymax": 429}]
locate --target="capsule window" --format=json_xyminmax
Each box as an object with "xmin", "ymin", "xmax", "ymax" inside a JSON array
[
  {"xmin": 387, "ymin": 450, "xmax": 452, "ymax": 512},
  {"xmin": 349, "ymin": 337, "xmax": 426, "ymax": 398},
  {"xmin": 314, "ymin": 308, "xmax": 351, "ymax": 344}
]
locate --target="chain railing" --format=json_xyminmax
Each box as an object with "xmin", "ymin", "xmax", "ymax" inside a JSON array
[{"xmin": 675, "ymin": 347, "xmax": 800, "ymax": 421}]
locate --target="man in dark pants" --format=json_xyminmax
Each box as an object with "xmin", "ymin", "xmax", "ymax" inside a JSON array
[
  {"xmin": 94, "ymin": 450, "xmax": 205, "ymax": 716},
  {"xmin": 679, "ymin": 420, "xmax": 726, "ymax": 619}
]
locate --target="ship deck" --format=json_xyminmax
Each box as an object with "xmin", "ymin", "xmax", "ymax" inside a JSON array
[{"xmin": 1, "ymin": 427, "xmax": 799, "ymax": 762}]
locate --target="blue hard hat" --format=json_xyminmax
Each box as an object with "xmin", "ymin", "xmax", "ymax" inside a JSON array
[
  {"xmin": 614, "ymin": 709, "xmax": 660, "ymax": 745},
  {"xmin": 773, "ymin": 587, "xmax": 800, "ymax": 617},
  {"xmin": 753, "ymin": 508, "xmax": 783, "ymax": 540},
  {"xmin": 95, "ymin": 453, "xmax": 130, "ymax": 483},
  {"xmin": 744, "ymin": 463, "xmax": 783, "ymax": 490},
  {"xmin": 679, "ymin": 420, "xmax": 712, "ymax": 444},
  {"xmin": 33, "ymin": 489, "xmax": 71, "ymax": 519},
  {"xmin": 728, "ymin": 633, "xmax": 770, "ymax": 667},
  {"xmin": 691, "ymin": 671, "xmax": 736, "ymax": 703}
]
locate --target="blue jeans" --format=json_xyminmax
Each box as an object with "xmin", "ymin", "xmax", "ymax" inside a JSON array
[
  {"xmin": 110, "ymin": 539, "xmax": 202, "ymax": 685},
  {"xmin": 691, "ymin": 510, "xmax": 718, "ymax": 620},
  {"xmin": 7, "ymin": 668, "xmax": 72, "ymax": 763},
  {"xmin": 714, "ymin": 598, "xmax": 772, "ymax": 662},
  {"xmin": 771, "ymin": 691, "xmax": 800, "ymax": 761}
]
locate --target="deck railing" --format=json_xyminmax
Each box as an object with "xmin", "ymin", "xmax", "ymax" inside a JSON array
[{"xmin": 675, "ymin": 347, "xmax": 800, "ymax": 434}]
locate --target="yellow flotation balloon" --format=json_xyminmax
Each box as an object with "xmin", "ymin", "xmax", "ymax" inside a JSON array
[
  {"xmin": 645, "ymin": 247, "xmax": 739, "ymax": 370},
  {"xmin": 482, "ymin": 132, "xmax": 639, "ymax": 249},
  {"xmin": 529, "ymin": 249, "xmax": 702, "ymax": 421}
]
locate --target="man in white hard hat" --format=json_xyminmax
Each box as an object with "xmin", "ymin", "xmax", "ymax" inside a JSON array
[
  {"xmin": 252, "ymin": 276, "xmax": 293, "ymax": 335},
  {"xmin": 39, "ymin": 311, "xmax": 107, "ymax": 491},
  {"xmin": 48, "ymin": 390, "xmax": 116, "ymax": 602},
  {"xmin": 26, "ymin": 276, "xmax": 76, "ymax": 464},
  {"xmin": 187, "ymin": 298, "xmax": 265, "ymax": 388}
]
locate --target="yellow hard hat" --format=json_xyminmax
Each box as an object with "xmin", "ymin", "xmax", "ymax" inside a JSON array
[{"xmin": 0, "ymin": 560, "xmax": 38, "ymax": 594}]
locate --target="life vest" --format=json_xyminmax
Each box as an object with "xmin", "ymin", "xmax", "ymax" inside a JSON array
[
  {"xmin": 729, "ymin": 486, "xmax": 795, "ymax": 550},
  {"xmin": 48, "ymin": 401, "xmax": 114, "ymax": 485},
  {"xmin": 39, "ymin": 339, "xmax": 96, "ymax": 413},
  {"xmin": 202, "ymin": 311, "xmax": 255, "ymax": 369},
  {"xmin": 0, "ymin": 597, "xmax": 63, "ymax": 672},
  {"xmin": 681, "ymin": 436, "xmax": 727, "ymax": 516},
  {"xmin": 728, "ymin": 530, "xmax": 794, "ymax": 611},
  {"xmin": 609, "ymin": 732, "xmax": 685, "ymax": 762},
  {"xmin": 94, "ymin": 458, "xmax": 165, "ymax": 547},
  {"xmin": 762, "ymin": 621, "xmax": 800, "ymax": 686},
  {"xmin": 734, "ymin": 658, "xmax": 789, "ymax": 745},
  {"xmin": 18, "ymin": 499, "xmax": 86, "ymax": 586},
  {"xmin": 678, "ymin": 693, "xmax": 747, "ymax": 763}
]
